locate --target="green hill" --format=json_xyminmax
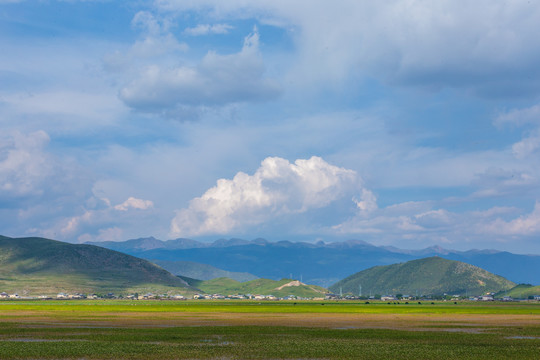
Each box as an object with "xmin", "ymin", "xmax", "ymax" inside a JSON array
[
  {"xmin": 195, "ymin": 277, "xmax": 328, "ymax": 298},
  {"xmin": 496, "ymin": 284, "xmax": 540, "ymax": 299},
  {"xmin": 152, "ymin": 259, "xmax": 258, "ymax": 282},
  {"xmin": 0, "ymin": 236, "xmax": 195, "ymax": 296},
  {"xmin": 329, "ymin": 256, "xmax": 516, "ymax": 296}
]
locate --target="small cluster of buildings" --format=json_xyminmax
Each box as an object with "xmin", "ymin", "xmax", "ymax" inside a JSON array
[
  {"xmin": 0, "ymin": 292, "xmax": 187, "ymax": 300},
  {"xmin": 324, "ymin": 292, "xmax": 540, "ymax": 302},
  {"xmin": 0, "ymin": 292, "xmax": 21, "ymax": 299},
  {"xmin": 193, "ymin": 294, "xmax": 314, "ymax": 300},
  {"xmin": 0, "ymin": 291, "xmax": 317, "ymax": 301},
  {"xmin": 2, "ymin": 290, "xmax": 540, "ymax": 302}
]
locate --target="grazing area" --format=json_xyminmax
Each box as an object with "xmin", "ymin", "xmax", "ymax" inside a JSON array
[
  {"xmin": 0, "ymin": 300, "xmax": 538, "ymax": 359},
  {"xmin": 186, "ymin": 277, "xmax": 328, "ymax": 298}
]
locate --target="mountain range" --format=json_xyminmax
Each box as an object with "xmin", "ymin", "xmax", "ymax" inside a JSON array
[{"xmin": 88, "ymin": 237, "xmax": 540, "ymax": 287}]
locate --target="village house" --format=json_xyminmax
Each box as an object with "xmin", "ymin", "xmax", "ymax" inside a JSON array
[
  {"xmin": 0, "ymin": 292, "xmax": 8, "ymax": 299},
  {"xmin": 141, "ymin": 293, "xmax": 157, "ymax": 300},
  {"xmin": 68, "ymin": 294, "xmax": 86, "ymax": 299}
]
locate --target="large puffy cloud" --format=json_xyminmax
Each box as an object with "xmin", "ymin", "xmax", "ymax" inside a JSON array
[
  {"xmin": 170, "ymin": 156, "xmax": 370, "ymax": 237},
  {"xmin": 157, "ymin": 0, "xmax": 540, "ymax": 96},
  {"xmin": 119, "ymin": 28, "xmax": 281, "ymax": 113}
]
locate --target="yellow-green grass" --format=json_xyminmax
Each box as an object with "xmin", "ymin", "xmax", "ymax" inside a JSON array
[
  {"xmin": 1, "ymin": 299, "xmax": 539, "ymax": 315},
  {"xmin": 0, "ymin": 300, "xmax": 539, "ymax": 359}
]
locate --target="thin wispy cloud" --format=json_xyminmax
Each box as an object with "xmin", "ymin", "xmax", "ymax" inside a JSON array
[{"xmin": 183, "ymin": 23, "xmax": 234, "ymax": 36}]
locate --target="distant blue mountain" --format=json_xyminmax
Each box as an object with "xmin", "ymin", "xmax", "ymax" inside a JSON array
[{"xmin": 87, "ymin": 238, "xmax": 540, "ymax": 287}]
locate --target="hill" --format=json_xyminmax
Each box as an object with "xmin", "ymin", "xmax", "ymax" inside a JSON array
[
  {"xmin": 329, "ymin": 257, "xmax": 516, "ymax": 296},
  {"xmin": 0, "ymin": 236, "xmax": 194, "ymax": 296},
  {"xmin": 496, "ymin": 284, "xmax": 540, "ymax": 299},
  {"xmin": 89, "ymin": 238, "xmax": 540, "ymax": 287},
  {"xmin": 151, "ymin": 260, "xmax": 258, "ymax": 282},
  {"xmin": 194, "ymin": 277, "xmax": 328, "ymax": 298}
]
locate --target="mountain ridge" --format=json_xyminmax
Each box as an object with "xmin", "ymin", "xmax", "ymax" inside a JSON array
[{"xmin": 86, "ymin": 237, "xmax": 540, "ymax": 286}]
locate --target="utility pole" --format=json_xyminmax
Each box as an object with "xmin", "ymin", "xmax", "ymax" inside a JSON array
[{"xmin": 359, "ymin": 284, "xmax": 362, "ymax": 297}]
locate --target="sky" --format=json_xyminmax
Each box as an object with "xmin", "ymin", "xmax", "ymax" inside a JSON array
[{"xmin": 1, "ymin": 0, "xmax": 540, "ymax": 253}]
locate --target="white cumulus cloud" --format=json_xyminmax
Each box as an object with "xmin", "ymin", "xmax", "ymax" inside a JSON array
[{"xmin": 170, "ymin": 156, "xmax": 365, "ymax": 237}]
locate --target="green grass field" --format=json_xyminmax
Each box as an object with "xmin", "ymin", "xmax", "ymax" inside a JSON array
[{"xmin": 1, "ymin": 300, "xmax": 539, "ymax": 359}]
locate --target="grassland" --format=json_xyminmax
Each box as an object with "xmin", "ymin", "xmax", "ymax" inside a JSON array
[
  {"xmin": 190, "ymin": 277, "xmax": 328, "ymax": 298},
  {"xmin": 499, "ymin": 283, "xmax": 540, "ymax": 298},
  {"xmin": 0, "ymin": 300, "xmax": 539, "ymax": 359}
]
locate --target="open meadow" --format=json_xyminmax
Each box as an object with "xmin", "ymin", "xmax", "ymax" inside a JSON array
[{"xmin": 0, "ymin": 300, "xmax": 539, "ymax": 359}]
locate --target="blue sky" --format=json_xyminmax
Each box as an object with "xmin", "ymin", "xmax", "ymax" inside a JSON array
[{"xmin": 1, "ymin": 0, "xmax": 540, "ymax": 253}]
